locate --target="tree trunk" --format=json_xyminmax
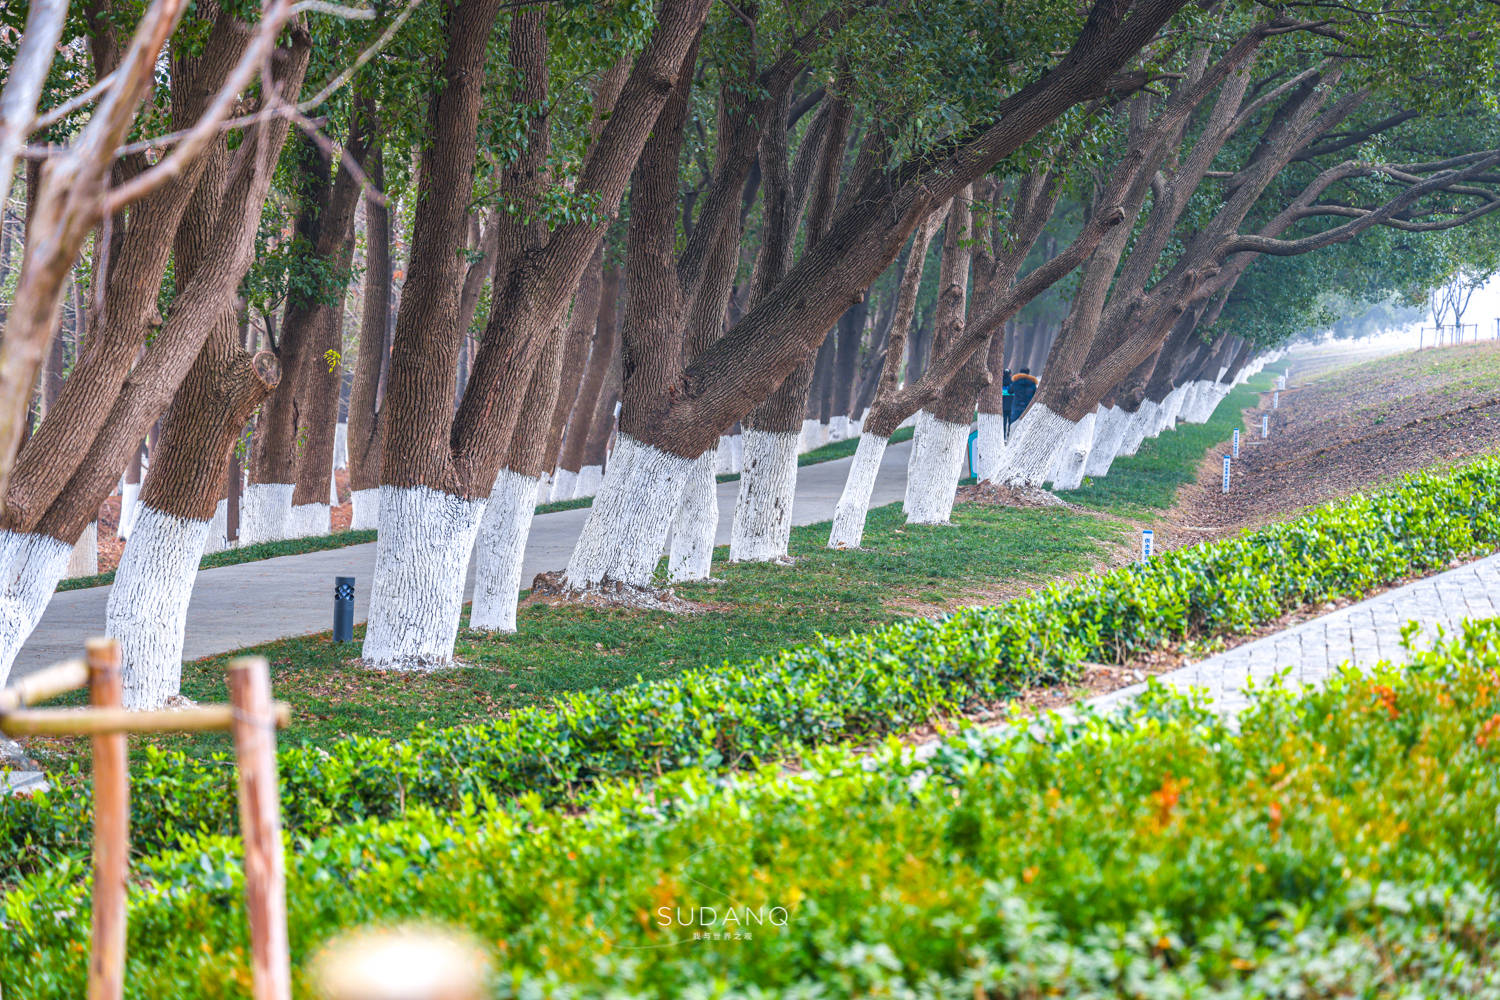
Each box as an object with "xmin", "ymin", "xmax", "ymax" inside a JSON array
[
  {"xmin": 346, "ymin": 123, "xmax": 389, "ymax": 530},
  {"xmin": 555, "ymin": 259, "xmax": 621, "ymax": 494}
]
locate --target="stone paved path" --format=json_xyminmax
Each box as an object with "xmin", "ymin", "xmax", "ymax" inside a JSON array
[{"xmin": 1087, "ymin": 549, "xmax": 1500, "ymax": 719}]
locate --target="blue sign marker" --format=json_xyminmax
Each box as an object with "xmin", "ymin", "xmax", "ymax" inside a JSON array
[
  {"xmin": 1141, "ymin": 528, "xmax": 1154, "ymax": 562},
  {"xmin": 1232, "ymin": 428, "xmax": 1240, "ymax": 458},
  {"xmin": 1273, "ymin": 389, "xmax": 1280, "ymax": 409},
  {"xmin": 1261, "ymin": 413, "xmax": 1269, "ymax": 438},
  {"xmin": 1222, "ymin": 454, "xmax": 1231, "ymax": 493}
]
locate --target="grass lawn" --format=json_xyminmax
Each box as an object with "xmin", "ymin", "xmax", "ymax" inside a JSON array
[
  {"xmin": 1054, "ymin": 376, "xmax": 1269, "ymax": 515},
  {"xmin": 27, "ymin": 386, "xmax": 1260, "ymax": 767}
]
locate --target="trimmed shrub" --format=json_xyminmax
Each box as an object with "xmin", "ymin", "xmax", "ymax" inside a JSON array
[
  {"xmin": 4, "ymin": 454, "xmax": 1499, "ymax": 881},
  {"xmin": 6, "ymin": 619, "xmax": 1500, "ymax": 997}
]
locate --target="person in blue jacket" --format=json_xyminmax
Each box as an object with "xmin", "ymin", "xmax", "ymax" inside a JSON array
[{"xmin": 1009, "ymin": 368, "xmax": 1039, "ymax": 423}]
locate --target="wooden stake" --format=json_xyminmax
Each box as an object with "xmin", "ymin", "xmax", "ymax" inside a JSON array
[
  {"xmin": 0, "ymin": 702, "xmax": 291, "ymax": 736},
  {"xmin": 227, "ymin": 656, "xmax": 291, "ymax": 1000},
  {"xmin": 85, "ymin": 638, "xmax": 126, "ymax": 1000},
  {"xmin": 0, "ymin": 657, "xmax": 87, "ymax": 712}
]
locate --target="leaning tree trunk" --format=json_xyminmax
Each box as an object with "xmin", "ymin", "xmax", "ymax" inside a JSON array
[
  {"xmin": 555, "ymin": 260, "xmax": 620, "ymax": 499},
  {"xmin": 108, "ymin": 315, "xmax": 277, "ymax": 708},
  {"xmin": 346, "ymin": 128, "xmax": 390, "ymax": 531},
  {"xmin": 470, "ymin": 253, "xmax": 604, "ymax": 633}
]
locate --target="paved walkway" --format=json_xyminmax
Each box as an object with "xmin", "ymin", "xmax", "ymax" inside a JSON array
[
  {"xmin": 11, "ymin": 439, "xmax": 916, "ymax": 682},
  {"xmin": 1087, "ymin": 549, "xmax": 1500, "ymax": 720}
]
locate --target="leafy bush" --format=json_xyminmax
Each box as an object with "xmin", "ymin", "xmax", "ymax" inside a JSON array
[
  {"xmin": 7, "ymin": 619, "xmax": 1500, "ymax": 997},
  {"xmin": 6, "ymin": 454, "xmax": 1500, "ymax": 882}
]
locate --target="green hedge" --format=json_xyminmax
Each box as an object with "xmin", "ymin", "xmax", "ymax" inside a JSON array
[
  {"xmin": 5, "ymin": 454, "xmax": 1500, "ymax": 882},
  {"xmin": 7, "ymin": 618, "xmax": 1500, "ymax": 996}
]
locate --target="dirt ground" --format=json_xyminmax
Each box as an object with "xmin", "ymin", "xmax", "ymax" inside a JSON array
[{"xmin": 1162, "ymin": 340, "xmax": 1500, "ymax": 549}]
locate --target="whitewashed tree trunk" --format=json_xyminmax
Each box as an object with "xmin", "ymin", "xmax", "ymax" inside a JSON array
[
  {"xmin": 1083, "ymin": 407, "xmax": 1126, "ymax": 478},
  {"xmin": 1154, "ymin": 387, "xmax": 1188, "ymax": 434},
  {"xmin": 574, "ymin": 464, "xmax": 604, "ymax": 499},
  {"xmin": 828, "ymin": 415, "xmax": 850, "ymax": 441},
  {"xmin": 468, "ymin": 469, "xmax": 541, "ymax": 633},
  {"xmin": 330, "ymin": 467, "xmax": 339, "ymax": 507},
  {"xmin": 727, "ymin": 433, "xmax": 743, "ymax": 472},
  {"xmin": 0, "ymin": 532, "xmax": 74, "ymax": 686},
  {"xmin": 985, "ymin": 405, "xmax": 1076, "ymax": 487},
  {"xmin": 713, "ymin": 435, "xmax": 734, "ymax": 475},
  {"xmin": 1118, "ymin": 402, "xmax": 1156, "ymax": 456},
  {"xmin": 730, "ymin": 429, "xmax": 800, "ymax": 563},
  {"xmin": 564, "ymin": 434, "xmax": 695, "ymax": 589},
  {"xmin": 974, "ymin": 412, "xmax": 1008, "ymax": 483},
  {"xmin": 828, "ymin": 433, "xmax": 890, "ymax": 549},
  {"xmin": 117, "ymin": 482, "xmax": 141, "ymax": 540},
  {"xmin": 202, "ymin": 499, "xmax": 232, "ymax": 554},
  {"xmin": 904, "ymin": 411, "xmax": 969, "ymax": 523},
  {"xmin": 240, "ymin": 482, "xmax": 294, "ymax": 545},
  {"xmin": 550, "ymin": 468, "xmax": 578, "ymax": 502},
  {"xmin": 333, "ymin": 421, "xmax": 349, "ymax": 470},
  {"xmin": 287, "ymin": 502, "xmax": 331, "ymax": 539},
  {"xmin": 106, "ymin": 507, "xmax": 210, "ymax": 709},
  {"xmin": 361, "ymin": 486, "xmax": 487, "ymax": 669},
  {"xmin": 350, "ymin": 488, "xmax": 380, "ymax": 531},
  {"xmin": 667, "ymin": 451, "xmax": 719, "ymax": 582},
  {"xmin": 64, "ymin": 523, "xmax": 99, "ymax": 578},
  {"xmin": 1048, "ymin": 410, "xmax": 1099, "ymax": 491},
  {"xmin": 797, "ymin": 418, "xmax": 819, "ymax": 454}
]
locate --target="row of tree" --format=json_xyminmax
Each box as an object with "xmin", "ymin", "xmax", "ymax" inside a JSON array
[{"xmin": 1, "ymin": 0, "xmax": 1498, "ymax": 704}]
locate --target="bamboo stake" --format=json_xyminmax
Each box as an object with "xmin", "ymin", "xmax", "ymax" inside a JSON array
[
  {"xmin": 0, "ymin": 702, "xmax": 291, "ymax": 736},
  {"xmin": 0, "ymin": 657, "xmax": 86, "ymax": 712},
  {"xmin": 227, "ymin": 656, "xmax": 291, "ymax": 1000},
  {"xmin": 85, "ymin": 638, "xmax": 126, "ymax": 1000}
]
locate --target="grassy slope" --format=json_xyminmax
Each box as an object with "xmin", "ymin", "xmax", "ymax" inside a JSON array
[{"xmin": 54, "ymin": 427, "xmax": 917, "ymax": 594}]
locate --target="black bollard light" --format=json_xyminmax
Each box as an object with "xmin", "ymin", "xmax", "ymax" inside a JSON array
[{"xmin": 334, "ymin": 576, "xmax": 355, "ymax": 642}]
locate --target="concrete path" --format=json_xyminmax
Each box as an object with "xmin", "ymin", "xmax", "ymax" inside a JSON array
[
  {"xmin": 11, "ymin": 439, "xmax": 915, "ymax": 683},
  {"xmin": 1087, "ymin": 549, "xmax": 1500, "ymax": 720}
]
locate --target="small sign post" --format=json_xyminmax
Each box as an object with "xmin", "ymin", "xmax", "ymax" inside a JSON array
[
  {"xmin": 1261, "ymin": 414, "xmax": 1269, "ymax": 438},
  {"xmin": 1141, "ymin": 528, "xmax": 1154, "ymax": 563},
  {"xmin": 1232, "ymin": 428, "xmax": 1240, "ymax": 458},
  {"xmin": 1222, "ymin": 455, "xmax": 1231, "ymax": 493},
  {"xmin": 1273, "ymin": 389, "xmax": 1280, "ymax": 409}
]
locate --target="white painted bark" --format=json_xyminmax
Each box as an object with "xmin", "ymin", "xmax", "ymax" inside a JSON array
[
  {"xmin": 730, "ymin": 429, "xmax": 800, "ymax": 563},
  {"xmin": 64, "ymin": 522, "xmax": 99, "ymax": 578},
  {"xmin": 828, "ymin": 415, "xmax": 850, "ymax": 441},
  {"xmin": 107, "ymin": 506, "xmax": 210, "ymax": 709},
  {"xmin": 350, "ymin": 488, "xmax": 380, "ymax": 531},
  {"xmin": 1118, "ymin": 402, "xmax": 1157, "ymax": 456},
  {"xmin": 362, "ymin": 486, "xmax": 487, "ymax": 669},
  {"xmin": 850, "ymin": 415, "xmax": 865, "ymax": 438},
  {"xmin": 798, "ymin": 418, "xmax": 819, "ymax": 455},
  {"xmin": 828, "ymin": 433, "xmax": 890, "ymax": 549},
  {"xmin": 202, "ymin": 499, "xmax": 231, "ymax": 554},
  {"xmin": 550, "ymin": 468, "xmax": 578, "ymax": 502},
  {"xmin": 1083, "ymin": 407, "xmax": 1127, "ymax": 478},
  {"xmin": 117, "ymin": 482, "xmax": 141, "ymax": 539},
  {"xmin": 330, "ymin": 467, "xmax": 339, "ymax": 507},
  {"xmin": 985, "ymin": 404, "xmax": 1075, "ymax": 487},
  {"xmin": 333, "ymin": 421, "xmax": 349, "ymax": 470},
  {"xmin": 0, "ymin": 532, "xmax": 74, "ymax": 687},
  {"xmin": 667, "ymin": 451, "xmax": 719, "ymax": 582},
  {"xmin": 574, "ymin": 464, "xmax": 603, "ymax": 499},
  {"xmin": 468, "ymin": 469, "xmax": 541, "ymax": 633},
  {"xmin": 974, "ymin": 412, "xmax": 1008, "ymax": 483},
  {"xmin": 897, "ymin": 413, "xmax": 917, "ymax": 430},
  {"xmin": 1152, "ymin": 388, "xmax": 1185, "ymax": 435},
  {"xmin": 1048, "ymin": 410, "xmax": 1098, "ymax": 491},
  {"xmin": 714, "ymin": 435, "xmax": 734, "ymax": 475},
  {"xmin": 287, "ymin": 502, "xmax": 331, "ymax": 539},
  {"xmin": 564, "ymin": 434, "xmax": 695, "ymax": 588},
  {"xmin": 240, "ymin": 483, "xmax": 294, "ymax": 545},
  {"xmin": 727, "ymin": 433, "xmax": 743, "ymax": 473},
  {"xmin": 904, "ymin": 412, "xmax": 969, "ymax": 523}
]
